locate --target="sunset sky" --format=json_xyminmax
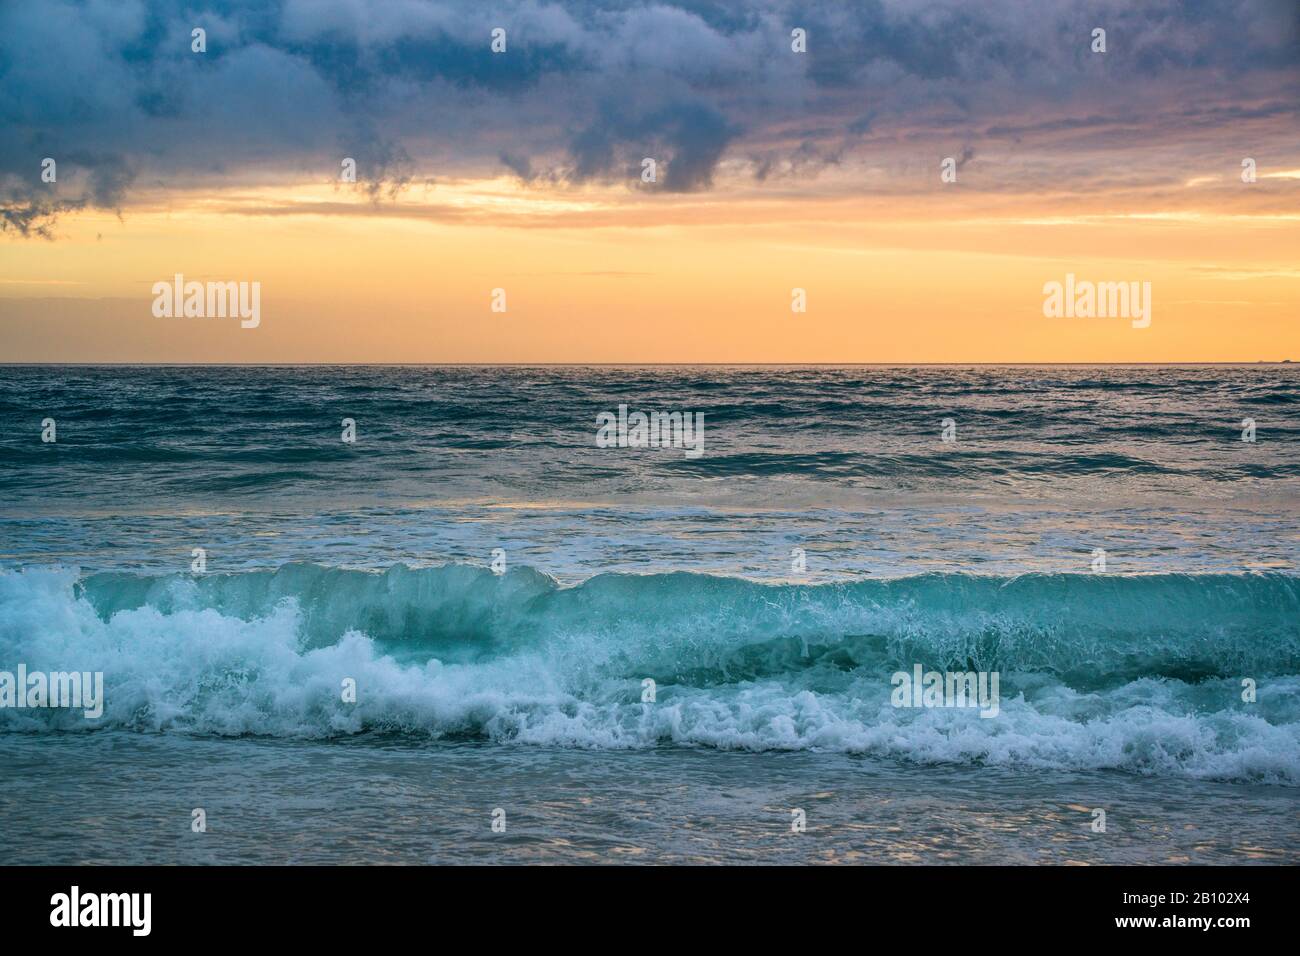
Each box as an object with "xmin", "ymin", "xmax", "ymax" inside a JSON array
[{"xmin": 2, "ymin": 0, "xmax": 1298, "ymax": 363}]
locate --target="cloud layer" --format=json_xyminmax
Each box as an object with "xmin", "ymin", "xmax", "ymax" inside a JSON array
[{"xmin": 2, "ymin": 0, "xmax": 1298, "ymax": 235}]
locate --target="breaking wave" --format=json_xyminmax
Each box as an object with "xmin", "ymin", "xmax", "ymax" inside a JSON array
[{"xmin": 2, "ymin": 565, "xmax": 1297, "ymax": 783}]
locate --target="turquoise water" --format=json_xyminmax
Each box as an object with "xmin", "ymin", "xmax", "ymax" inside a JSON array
[{"xmin": 1, "ymin": 365, "xmax": 1297, "ymax": 863}]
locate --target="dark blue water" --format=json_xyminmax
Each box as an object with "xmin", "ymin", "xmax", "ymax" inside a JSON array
[{"xmin": 1, "ymin": 365, "xmax": 1296, "ymax": 863}]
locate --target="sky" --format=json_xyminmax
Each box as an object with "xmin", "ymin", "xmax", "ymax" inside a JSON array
[{"xmin": 1, "ymin": 0, "xmax": 1298, "ymax": 363}]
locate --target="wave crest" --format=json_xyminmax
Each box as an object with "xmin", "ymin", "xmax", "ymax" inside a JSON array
[{"xmin": 1, "ymin": 565, "xmax": 1297, "ymax": 783}]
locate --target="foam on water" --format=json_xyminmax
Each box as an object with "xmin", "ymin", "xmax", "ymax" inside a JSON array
[{"xmin": 3, "ymin": 564, "xmax": 1296, "ymax": 784}]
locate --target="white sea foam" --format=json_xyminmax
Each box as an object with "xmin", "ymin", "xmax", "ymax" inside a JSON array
[{"xmin": 1, "ymin": 566, "xmax": 1297, "ymax": 784}]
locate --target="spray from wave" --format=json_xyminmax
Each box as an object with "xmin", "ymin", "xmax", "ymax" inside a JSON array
[{"xmin": 2, "ymin": 565, "xmax": 1297, "ymax": 784}]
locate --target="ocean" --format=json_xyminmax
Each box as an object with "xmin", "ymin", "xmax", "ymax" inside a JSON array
[{"xmin": 1, "ymin": 365, "xmax": 1297, "ymax": 864}]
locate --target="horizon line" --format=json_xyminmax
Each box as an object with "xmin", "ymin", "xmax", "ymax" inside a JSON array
[{"xmin": 0, "ymin": 361, "xmax": 1295, "ymax": 369}]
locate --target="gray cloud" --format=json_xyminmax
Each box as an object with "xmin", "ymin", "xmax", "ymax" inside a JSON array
[
  {"xmin": 0, "ymin": 151, "xmax": 133, "ymax": 238},
  {"xmin": 567, "ymin": 100, "xmax": 740, "ymax": 191},
  {"xmin": 0, "ymin": 0, "xmax": 1297, "ymax": 233},
  {"xmin": 499, "ymin": 150, "xmax": 536, "ymax": 182},
  {"xmin": 0, "ymin": 195, "xmax": 86, "ymax": 239}
]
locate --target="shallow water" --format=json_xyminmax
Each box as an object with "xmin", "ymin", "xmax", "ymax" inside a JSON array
[{"xmin": 2, "ymin": 733, "xmax": 1294, "ymax": 865}]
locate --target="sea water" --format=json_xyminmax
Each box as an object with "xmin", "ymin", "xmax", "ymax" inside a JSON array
[{"xmin": 1, "ymin": 365, "xmax": 1296, "ymax": 863}]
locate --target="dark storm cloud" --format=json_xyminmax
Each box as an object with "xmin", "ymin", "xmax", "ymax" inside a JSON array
[
  {"xmin": 338, "ymin": 126, "xmax": 422, "ymax": 200},
  {"xmin": 0, "ymin": 195, "xmax": 86, "ymax": 240},
  {"xmin": 65, "ymin": 152, "xmax": 137, "ymax": 207},
  {"xmin": 751, "ymin": 139, "xmax": 846, "ymax": 183},
  {"xmin": 499, "ymin": 150, "xmax": 537, "ymax": 182},
  {"xmin": 0, "ymin": 150, "xmax": 133, "ymax": 238},
  {"xmin": 0, "ymin": 0, "xmax": 1297, "ymax": 233},
  {"xmin": 567, "ymin": 100, "xmax": 740, "ymax": 191}
]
